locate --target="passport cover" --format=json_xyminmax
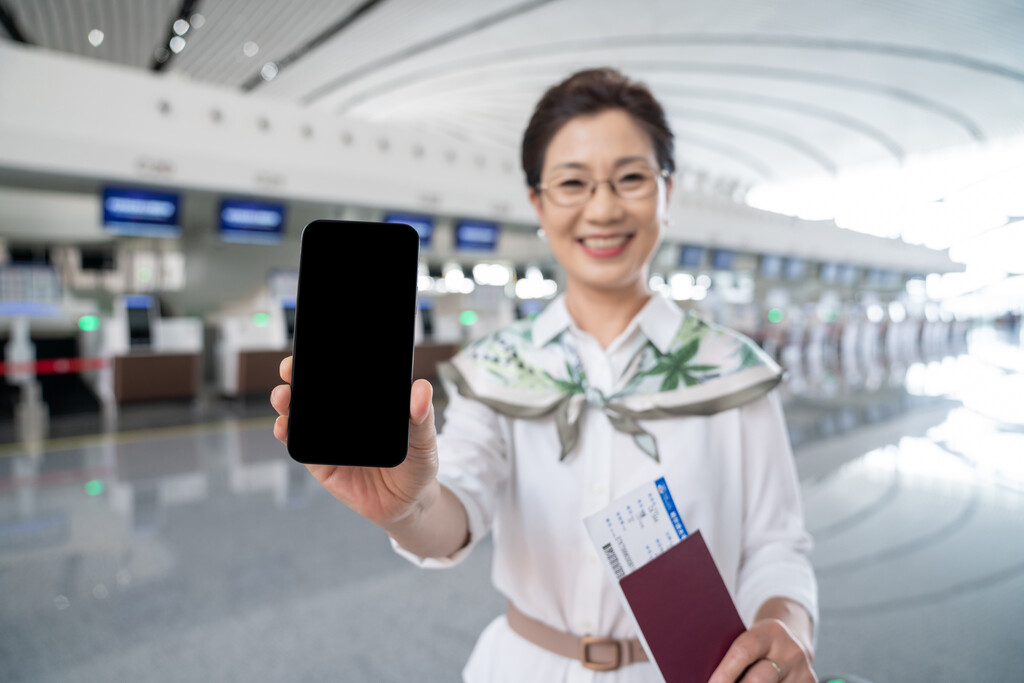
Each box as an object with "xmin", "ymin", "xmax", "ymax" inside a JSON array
[{"xmin": 617, "ymin": 529, "xmax": 745, "ymax": 683}]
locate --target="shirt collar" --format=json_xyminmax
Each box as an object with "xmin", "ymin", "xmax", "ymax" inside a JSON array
[
  {"xmin": 531, "ymin": 295, "xmax": 572, "ymax": 348},
  {"xmin": 531, "ymin": 292, "xmax": 683, "ymax": 354}
]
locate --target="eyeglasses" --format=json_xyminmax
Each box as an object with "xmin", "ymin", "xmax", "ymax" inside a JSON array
[{"xmin": 537, "ymin": 165, "xmax": 669, "ymax": 207}]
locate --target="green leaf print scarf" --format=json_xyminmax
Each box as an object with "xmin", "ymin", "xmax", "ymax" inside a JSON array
[{"xmin": 437, "ymin": 311, "xmax": 783, "ymax": 463}]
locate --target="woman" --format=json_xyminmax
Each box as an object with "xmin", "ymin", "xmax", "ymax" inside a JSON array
[{"xmin": 271, "ymin": 68, "xmax": 817, "ymax": 683}]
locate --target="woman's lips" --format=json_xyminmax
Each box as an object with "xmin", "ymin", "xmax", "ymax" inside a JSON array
[{"xmin": 578, "ymin": 233, "xmax": 634, "ymax": 257}]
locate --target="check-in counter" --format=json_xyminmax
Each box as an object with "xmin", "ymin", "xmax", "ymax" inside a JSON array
[
  {"xmin": 212, "ymin": 310, "xmax": 291, "ymax": 397},
  {"xmin": 102, "ymin": 314, "xmax": 203, "ymax": 403}
]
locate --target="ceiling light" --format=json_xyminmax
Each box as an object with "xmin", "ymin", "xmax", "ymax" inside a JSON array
[
  {"xmin": 173, "ymin": 19, "xmax": 189, "ymax": 36},
  {"xmin": 190, "ymin": 13, "xmax": 205, "ymax": 29},
  {"xmin": 243, "ymin": 41, "xmax": 259, "ymax": 57},
  {"xmin": 260, "ymin": 62, "xmax": 279, "ymax": 81},
  {"xmin": 169, "ymin": 36, "xmax": 186, "ymax": 54},
  {"xmin": 88, "ymin": 29, "xmax": 104, "ymax": 47}
]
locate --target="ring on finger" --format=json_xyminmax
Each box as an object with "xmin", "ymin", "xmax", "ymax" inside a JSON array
[{"xmin": 763, "ymin": 657, "xmax": 783, "ymax": 682}]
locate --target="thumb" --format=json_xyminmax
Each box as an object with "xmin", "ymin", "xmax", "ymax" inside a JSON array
[{"xmin": 408, "ymin": 379, "xmax": 437, "ymax": 456}]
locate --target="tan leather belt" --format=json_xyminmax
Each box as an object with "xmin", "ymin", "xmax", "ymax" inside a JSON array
[{"xmin": 506, "ymin": 601, "xmax": 649, "ymax": 671}]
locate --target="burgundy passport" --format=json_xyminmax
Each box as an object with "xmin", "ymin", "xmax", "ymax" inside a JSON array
[{"xmin": 618, "ymin": 530, "xmax": 745, "ymax": 683}]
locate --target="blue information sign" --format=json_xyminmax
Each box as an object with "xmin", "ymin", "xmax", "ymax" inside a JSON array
[
  {"xmin": 219, "ymin": 199, "xmax": 286, "ymax": 244},
  {"xmin": 102, "ymin": 187, "xmax": 181, "ymax": 238},
  {"xmin": 455, "ymin": 220, "xmax": 500, "ymax": 251}
]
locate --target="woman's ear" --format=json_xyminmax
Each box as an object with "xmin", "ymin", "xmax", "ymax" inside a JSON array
[{"xmin": 528, "ymin": 185, "xmax": 544, "ymax": 221}]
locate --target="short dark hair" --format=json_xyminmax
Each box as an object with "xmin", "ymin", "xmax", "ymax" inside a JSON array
[{"xmin": 521, "ymin": 67, "xmax": 675, "ymax": 189}]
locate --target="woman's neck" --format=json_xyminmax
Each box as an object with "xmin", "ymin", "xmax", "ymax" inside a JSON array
[{"xmin": 564, "ymin": 283, "xmax": 651, "ymax": 349}]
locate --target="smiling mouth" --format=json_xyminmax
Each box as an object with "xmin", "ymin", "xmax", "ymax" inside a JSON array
[{"xmin": 578, "ymin": 233, "xmax": 634, "ymax": 249}]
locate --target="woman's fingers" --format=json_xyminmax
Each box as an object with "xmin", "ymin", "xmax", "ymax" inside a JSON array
[
  {"xmin": 270, "ymin": 384, "xmax": 291, "ymax": 415},
  {"xmin": 709, "ymin": 620, "xmax": 815, "ymax": 683},
  {"xmin": 270, "ymin": 375, "xmax": 291, "ymax": 445},
  {"xmin": 273, "ymin": 414, "xmax": 288, "ymax": 444},
  {"xmin": 708, "ymin": 629, "xmax": 770, "ymax": 683},
  {"xmin": 279, "ymin": 355, "xmax": 292, "ymax": 383}
]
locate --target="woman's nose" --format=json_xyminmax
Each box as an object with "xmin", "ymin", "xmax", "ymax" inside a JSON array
[{"xmin": 583, "ymin": 180, "xmax": 625, "ymax": 223}]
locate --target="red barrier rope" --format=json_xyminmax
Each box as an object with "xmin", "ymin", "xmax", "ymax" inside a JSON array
[{"xmin": 0, "ymin": 357, "xmax": 108, "ymax": 376}]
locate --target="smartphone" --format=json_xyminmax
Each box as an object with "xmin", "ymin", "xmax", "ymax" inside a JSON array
[{"xmin": 287, "ymin": 219, "xmax": 419, "ymax": 467}]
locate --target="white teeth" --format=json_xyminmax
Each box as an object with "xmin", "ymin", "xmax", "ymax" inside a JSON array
[{"xmin": 581, "ymin": 235, "xmax": 630, "ymax": 249}]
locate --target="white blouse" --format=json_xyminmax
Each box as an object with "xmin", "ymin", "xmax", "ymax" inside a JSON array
[{"xmin": 391, "ymin": 293, "xmax": 818, "ymax": 683}]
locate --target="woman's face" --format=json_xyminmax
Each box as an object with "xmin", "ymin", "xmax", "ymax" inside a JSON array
[{"xmin": 528, "ymin": 108, "xmax": 673, "ymax": 297}]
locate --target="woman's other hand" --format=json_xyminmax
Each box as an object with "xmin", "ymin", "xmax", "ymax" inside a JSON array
[{"xmin": 708, "ymin": 612, "xmax": 815, "ymax": 683}]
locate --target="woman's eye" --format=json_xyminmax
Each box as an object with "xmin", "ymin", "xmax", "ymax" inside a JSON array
[
  {"xmin": 617, "ymin": 173, "xmax": 646, "ymax": 185},
  {"xmin": 557, "ymin": 179, "xmax": 587, "ymax": 190}
]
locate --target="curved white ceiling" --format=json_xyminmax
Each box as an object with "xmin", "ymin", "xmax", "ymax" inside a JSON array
[{"xmin": 5, "ymin": 0, "xmax": 1022, "ymax": 190}]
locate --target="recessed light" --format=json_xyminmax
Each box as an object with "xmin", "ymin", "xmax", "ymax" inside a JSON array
[
  {"xmin": 169, "ymin": 36, "xmax": 186, "ymax": 54},
  {"xmin": 243, "ymin": 41, "xmax": 259, "ymax": 57},
  {"xmin": 173, "ymin": 19, "xmax": 189, "ymax": 36},
  {"xmin": 190, "ymin": 13, "xmax": 205, "ymax": 29},
  {"xmin": 88, "ymin": 29, "xmax": 104, "ymax": 47},
  {"xmin": 260, "ymin": 62, "xmax": 279, "ymax": 81}
]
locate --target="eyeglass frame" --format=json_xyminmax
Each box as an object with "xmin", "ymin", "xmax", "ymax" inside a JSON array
[{"xmin": 534, "ymin": 165, "xmax": 671, "ymax": 207}]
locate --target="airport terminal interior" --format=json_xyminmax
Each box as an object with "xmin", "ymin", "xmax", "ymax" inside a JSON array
[{"xmin": 1, "ymin": 2, "xmax": 1022, "ymax": 682}]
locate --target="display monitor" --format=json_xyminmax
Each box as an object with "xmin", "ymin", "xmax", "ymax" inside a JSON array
[
  {"xmin": 819, "ymin": 262, "xmax": 840, "ymax": 284},
  {"xmin": 125, "ymin": 295, "xmax": 156, "ymax": 348},
  {"xmin": 678, "ymin": 245, "xmax": 705, "ymax": 268},
  {"xmin": 219, "ymin": 199, "xmax": 286, "ymax": 244},
  {"xmin": 865, "ymin": 269, "xmax": 901, "ymax": 289},
  {"xmin": 759, "ymin": 254, "xmax": 783, "ymax": 279},
  {"xmin": 103, "ymin": 187, "xmax": 181, "ymax": 238},
  {"xmin": 711, "ymin": 249, "xmax": 735, "ymax": 270},
  {"xmin": 384, "ymin": 213, "xmax": 434, "ymax": 248},
  {"xmin": 8, "ymin": 246, "xmax": 51, "ymax": 264},
  {"xmin": 455, "ymin": 220, "xmax": 500, "ymax": 251},
  {"xmin": 418, "ymin": 298, "xmax": 435, "ymax": 339},
  {"xmin": 784, "ymin": 257, "xmax": 807, "ymax": 281},
  {"xmin": 80, "ymin": 247, "xmax": 116, "ymax": 271}
]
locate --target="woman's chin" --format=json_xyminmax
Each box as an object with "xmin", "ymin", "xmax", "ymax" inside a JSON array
[{"xmin": 567, "ymin": 269, "xmax": 649, "ymax": 296}]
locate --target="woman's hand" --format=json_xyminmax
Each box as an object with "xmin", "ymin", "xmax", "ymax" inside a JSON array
[
  {"xmin": 708, "ymin": 617, "xmax": 816, "ymax": 683},
  {"xmin": 270, "ymin": 356, "xmax": 442, "ymax": 529}
]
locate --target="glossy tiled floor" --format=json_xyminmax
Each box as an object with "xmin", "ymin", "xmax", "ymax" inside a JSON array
[{"xmin": 1, "ymin": 327, "xmax": 1021, "ymax": 682}]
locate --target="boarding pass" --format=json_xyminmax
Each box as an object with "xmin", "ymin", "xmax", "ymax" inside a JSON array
[{"xmin": 583, "ymin": 477, "xmax": 688, "ymax": 582}]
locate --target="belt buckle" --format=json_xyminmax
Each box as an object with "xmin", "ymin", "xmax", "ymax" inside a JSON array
[{"xmin": 579, "ymin": 635, "xmax": 621, "ymax": 671}]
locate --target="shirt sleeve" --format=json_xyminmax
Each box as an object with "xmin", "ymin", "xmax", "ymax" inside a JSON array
[
  {"xmin": 734, "ymin": 390, "xmax": 819, "ymax": 644},
  {"xmin": 389, "ymin": 376, "xmax": 510, "ymax": 569}
]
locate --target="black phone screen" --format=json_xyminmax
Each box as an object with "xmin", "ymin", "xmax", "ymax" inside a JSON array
[{"xmin": 287, "ymin": 220, "xmax": 420, "ymax": 466}]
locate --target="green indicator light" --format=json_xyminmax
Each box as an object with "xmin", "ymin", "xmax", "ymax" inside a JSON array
[
  {"xmin": 253, "ymin": 313, "xmax": 270, "ymax": 327},
  {"xmin": 826, "ymin": 309, "xmax": 838, "ymax": 323},
  {"xmin": 78, "ymin": 315, "xmax": 100, "ymax": 332},
  {"xmin": 768, "ymin": 308, "xmax": 784, "ymax": 323},
  {"xmin": 459, "ymin": 310, "xmax": 478, "ymax": 326},
  {"xmin": 825, "ymin": 680, "xmax": 847, "ymax": 683},
  {"xmin": 136, "ymin": 267, "xmax": 152, "ymax": 283},
  {"xmin": 85, "ymin": 480, "xmax": 104, "ymax": 496}
]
